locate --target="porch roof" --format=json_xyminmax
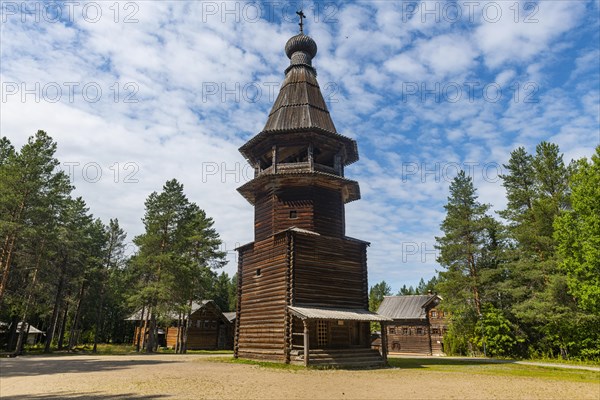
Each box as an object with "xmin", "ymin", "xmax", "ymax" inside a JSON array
[{"xmin": 288, "ymin": 306, "xmax": 392, "ymax": 322}]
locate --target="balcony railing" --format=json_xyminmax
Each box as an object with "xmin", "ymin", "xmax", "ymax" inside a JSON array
[{"xmin": 259, "ymin": 161, "xmax": 341, "ymax": 177}]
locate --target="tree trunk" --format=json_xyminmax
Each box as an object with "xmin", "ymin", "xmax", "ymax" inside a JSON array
[
  {"xmin": 146, "ymin": 310, "xmax": 156, "ymax": 353},
  {"xmin": 45, "ymin": 256, "xmax": 67, "ymax": 353},
  {"xmin": 179, "ymin": 317, "xmax": 185, "ymax": 354},
  {"xmin": 181, "ymin": 317, "xmax": 188, "ymax": 354},
  {"xmin": 141, "ymin": 305, "xmax": 152, "ymax": 351},
  {"xmin": 175, "ymin": 312, "xmax": 182, "ymax": 354},
  {"xmin": 57, "ymin": 301, "xmax": 69, "ymax": 350},
  {"xmin": 15, "ymin": 320, "xmax": 27, "ymax": 355},
  {"xmin": 93, "ymin": 285, "xmax": 106, "ymax": 353},
  {"xmin": 68, "ymin": 280, "xmax": 86, "ymax": 350},
  {"xmin": 182, "ymin": 299, "xmax": 193, "ymax": 354},
  {"xmin": 135, "ymin": 304, "xmax": 146, "ymax": 352},
  {"xmin": 18, "ymin": 323, "xmax": 31, "ymax": 353},
  {"xmin": 6, "ymin": 315, "xmax": 19, "ymax": 352},
  {"xmin": 15, "ymin": 267, "xmax": 40, "ymax": 355},
  {"xmin": 0, "ymin": 200, "xmax": 26, "ymax": 303},
  {"xmin": 468, "ymin": 251, "xmax": 482, "ymax": 316},
  {"xmin": 0, "ymin": 232, "xmax": 18, "ymax": 304}
]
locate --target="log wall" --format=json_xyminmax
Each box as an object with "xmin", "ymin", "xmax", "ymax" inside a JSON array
[
  {"xmin": 236, "ymin": 234, "xmax": 290, "ymax": 361},
  {"xmin": 254, "ymin": 190, "xmax": 274, "ymax": 241},
  {"xmin": 385, "ymin": 308, "xmax": 448, "ymax": 355},
  {"xmin": 311, "ymin": 187, "xmax": 344, "ymax": 237},
  {"xmin": 164, "ymin": 319, "xmax": 232, "ymax": 350},
  {"xmin": 254, "ymin": 187, "xmax": 345, "ymax": 241},
  {"xmin": 165, "ymin": 326, "xmax": 220, "ymax": 350},
  {"xmin": 428, "ymin": 307, "xmax": 448, "ymax": 355},
  {"xmin": 293, "ymin": 233, "xmax": 368, "ymax": 309},
  {"xmin": 386, "ymin": 319, "xmax": 431, "ymax": 354}
]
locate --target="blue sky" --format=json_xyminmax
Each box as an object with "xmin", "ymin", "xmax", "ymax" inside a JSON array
[{"xmin": 1, "ymin": 0, "xmax": 599, "ymax": 292}]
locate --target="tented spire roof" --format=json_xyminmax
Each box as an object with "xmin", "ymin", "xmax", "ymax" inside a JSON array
[{"xmin": 262, "ymin": 34, "xmax": 337, "ymax": 134}]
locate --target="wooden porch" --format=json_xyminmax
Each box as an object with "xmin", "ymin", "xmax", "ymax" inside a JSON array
[
  {"xmin": 290, "ymin": 347, "xmax": 385, "ymax": 368},
  {"xmin": 287, "ymin": 306, "xmax": 391, "ymax": 367}
]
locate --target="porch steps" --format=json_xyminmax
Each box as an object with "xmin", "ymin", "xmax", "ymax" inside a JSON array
[{"xmin": 291, "ymin": 348, "xmax": 385, "ymax": 368}]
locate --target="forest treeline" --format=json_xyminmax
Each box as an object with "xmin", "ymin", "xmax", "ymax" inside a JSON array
[
  {"xmin": 0, "ymin": 131, "xmax": 235, "ymax": 354},
  {"xmin": 3, "ymin": 131, "xmax": 597, "ymax": 360},
  {"xmin": 370, "ymin": 142, "xmax": 599, "ymax": 361}
]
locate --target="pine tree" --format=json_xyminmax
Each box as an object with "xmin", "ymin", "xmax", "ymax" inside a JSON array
[
  {"xmin": 130, "ymin": 179, "xmax": 226, "ymax": 352},
  {"xmin": 436, "ymin": 170, "xmax": 494, "ymax": 316},
  {"xmin": 369, "ymin": 281, "xmax": 392, "ymax": 312},
  {"xmin": 0, "ymin": 131, "xmax": 72, "ymax": 304},
  {"xmin": 499, "ymin": 142, "xmax": 576, "ymax": 358},
  {"xmin": 435, "ymin": 170, "xmax": 501, "ymax": 355},
  {"xmin": 397, "ymin": 285, "xmax": 416, "ymax": 295},
  {"xmin": 92, "ymin": 219, "xmax": 127, "ymax": 353}
]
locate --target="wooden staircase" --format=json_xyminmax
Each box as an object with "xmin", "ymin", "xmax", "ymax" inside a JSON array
[{"xmin": 291, "ymin": 348, "xmax": 386, "ymax": 368}]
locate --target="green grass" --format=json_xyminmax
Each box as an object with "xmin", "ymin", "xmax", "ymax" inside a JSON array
[
  {"xmin": 155, "ymin": 348, "xmax": 233, "ymax": 355},
  {"xmin": 19, "ymin": 343, "xmax": 234, "ymax": 356},
  {"xmin": 387, "ymin": 357, "xmax": 600, "ymax": 383},
  {"xmin": 204, "ymin": 355, "xmax": 600, "ymax": 381},
  {"xmin": 19, "ymin": 343, "xmax": 138, "ymax": 356},
  {"xmin": 187, "ymin": 349, "xmax": 233, "ymax": 355},
  {"xmin": 526, "ymin": 357, "xmax": 600, "ymax": 367}
]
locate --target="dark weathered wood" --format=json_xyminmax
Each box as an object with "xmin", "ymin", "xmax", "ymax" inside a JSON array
[
  {"xmin": 236, "ymin": 235, "xmax": 289, "ymax": 360},
  {"xmin": 235, "ymin": 31, "xmax": 382, "ymax": 367},
  {"xmin": 385, "ymin": 307, "xmax": 448, "ymax": 355},
  {"xmin": 303, "ymin": 319, "xmax": 309, "ymax": 367},
  {"xmin": 381, "ymin": 321, "xmax": 388, "ymax": 362},
  {"xmin": 164, "ymin": 305, "xmax": 232, "ymax": 350}
]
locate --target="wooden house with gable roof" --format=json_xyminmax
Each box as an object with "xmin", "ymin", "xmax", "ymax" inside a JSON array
[
  {"xmin": 377, "ymin": 294, "xmax": 448, "ymax": 355},
  {"xmin": 234, "ymin": 18, "xmax": 391, "ymax": 368},
  {"xmin": 128, "ymin": 300, "xmax": 233, "ymax": 350}
]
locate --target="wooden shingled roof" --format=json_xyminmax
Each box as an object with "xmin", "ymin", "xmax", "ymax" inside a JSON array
[
  {"xmin": 124, "ymin": 300, "xmax": 229, "ymax": 322},
  {"xmin": 377, "ymin": 295, "xmax": 442, "ymax": 320},
  {"xmin": 263, "ymin": 67, "xmax": 336, "ymax": 133},
  {"xmin": 239, "ymin": 34, "xmax": 359, "ymax": 166},
  {"xmin": 237, "ymin": 170, "xmax": 361, "ymax": 205}
]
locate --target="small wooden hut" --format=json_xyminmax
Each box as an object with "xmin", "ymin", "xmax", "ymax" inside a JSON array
[
  {"xmin": 377, "ymin": 294, "xmax": 447, "ymax": 355},
  {"xmin": 16, "ymin": 322, "xmax": 44, "ymax": 345},
  {"xmin": 128, "ymin": 300, "xmax": 233, "ymax": 350}
]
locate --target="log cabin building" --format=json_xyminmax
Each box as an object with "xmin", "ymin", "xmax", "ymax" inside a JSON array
[
  {"xmin": 128, "ymin": 300, "xmax": 233, "ymax": 350},
  {"xmin": 377, "ymin": 294, "xmax": 447, "ymax": 355},
  {"xmin": 234, "ymin": 21, "xmax": 391, "ymax": 367}
]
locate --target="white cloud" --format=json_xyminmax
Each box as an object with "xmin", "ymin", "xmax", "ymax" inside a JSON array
[
  {"xmin": 1, "ymin": 0, "xmax": 597, "ymax": 291},
  {"xmin": 416, "ymin": 34, "xmax": 478, "ymax": 78},
  {"xmin": 475, "ymin": 0, "xmax": 587, "ymax": 69}
]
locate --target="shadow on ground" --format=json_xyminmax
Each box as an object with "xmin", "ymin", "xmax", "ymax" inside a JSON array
[
  {"xmin": 1, "ymin": 392, "xmax": 167, "ymax": 399},
  {"xmin": 387, "ymin": 357, "xmax": 513, "ymax": 369},
  {"xmin": 0, "ymin": 357, "xmax": 178, "ymax": 378}
]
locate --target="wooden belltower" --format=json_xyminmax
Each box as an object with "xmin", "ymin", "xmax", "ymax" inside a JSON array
[{"xmin": 234, "ymin": 18, "xmax": 390, "ymax": 367}]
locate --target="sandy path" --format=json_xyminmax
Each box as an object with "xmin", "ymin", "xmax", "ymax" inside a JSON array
[{"xmin": 1, "ymin": 354, "xmax": 598, "ymax": 399}]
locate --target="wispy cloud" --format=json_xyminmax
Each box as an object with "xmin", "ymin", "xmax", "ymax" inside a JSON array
[{"xmin": 1, "ymin": 0, "xmax": 598, "ymax": 291}]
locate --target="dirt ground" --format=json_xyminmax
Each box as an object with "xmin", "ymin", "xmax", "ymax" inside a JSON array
[{"xmin": 1, "ymin": 354, "xmax": 598, "ymax": 400}]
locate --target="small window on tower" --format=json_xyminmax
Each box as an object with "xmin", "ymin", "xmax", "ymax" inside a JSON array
[
  {"xmin": 289, "ymin": 210, "xmax": 298, "ymax": 219},
  {"xmin": 255, "ymin": 268, "xmax": 261, "ymax": 277}
]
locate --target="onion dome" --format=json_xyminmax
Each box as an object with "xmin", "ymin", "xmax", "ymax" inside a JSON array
[{"xmin": 285, "ymin": 34, "xmax": 318, "ymax": 69}]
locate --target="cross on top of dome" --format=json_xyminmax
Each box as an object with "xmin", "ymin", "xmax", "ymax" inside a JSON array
[{"xmin": 296, "ymin": 10, "xmax": 306, "ymax": 34}]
